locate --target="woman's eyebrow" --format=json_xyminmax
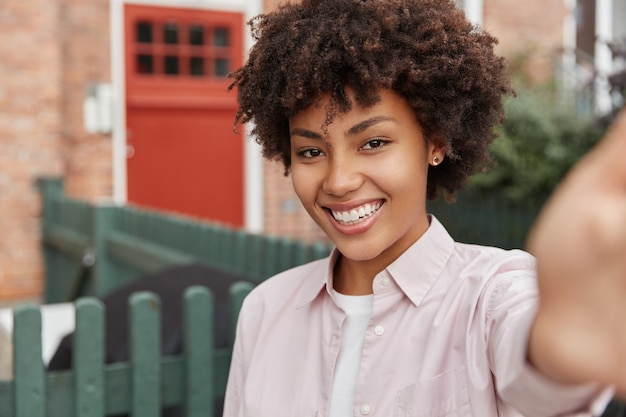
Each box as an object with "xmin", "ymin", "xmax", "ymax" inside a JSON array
[
  {"xmin": 289, "ymin": 116, "xmax": 395, "ymax": 139},
  {"xmin": 289, "ymin": 128, "xmax": 323, "ymax": 139},
  {"xmin": 346, "ymin": 116, "xmax": 395, "ymax": 136}
]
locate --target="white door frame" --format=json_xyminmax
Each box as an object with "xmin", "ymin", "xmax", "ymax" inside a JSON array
[
  {"xmin": 110, "ymin": 0, "xmax": 264, "ymax": 232},
  {"xmin": 463, "ymin": 0, "xmax": 483, "ymax": 25},
  {"xmin": 595, "ymin": 0, "xmax": 614, "ymax": 114}
]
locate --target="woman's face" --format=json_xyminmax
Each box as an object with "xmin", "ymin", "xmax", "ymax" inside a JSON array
[{"xmin": 289, "ymin": 89, "xmax": 445, "ymax": 269}]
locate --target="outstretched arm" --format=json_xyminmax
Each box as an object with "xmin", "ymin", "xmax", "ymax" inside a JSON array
[{"xmin": 526, "ymin": 109, "xmax": 626, "ymax": 396}]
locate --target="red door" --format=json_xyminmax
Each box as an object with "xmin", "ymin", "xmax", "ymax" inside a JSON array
[{"xmin": 124, "ymin": 4, "xmax": 244, "ymax": 227}]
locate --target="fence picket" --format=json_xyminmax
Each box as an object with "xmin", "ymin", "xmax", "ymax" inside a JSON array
[
  {"xmin": 311, "ymin": 241, "xmax": 331, "ymax": 261},
  {"xmin": 228, "ymin": 282, "xmax": 255, "ymax": 348},
  {"xmin": 261, "ymin": 235, "xmax": 278, "ymax": 279},
  {"xmin": 293, "ymin": 241, "xmax": 309, "ymax": 267},
  {"xmin": 13, "ymin": 305, "xmax": 45, "ymax": 417},
  {"xmin": 276, "ymin": 237, "xmax": 294, "ymax": 272},
  {"xmin": 129, "ymin": 292, "xmax": 161, "ymax": 417},
  {"xmin": 219, "ymin": 228, "xmax": 235, "ymax": 273},
  {"xmin": 184, "ymin": 286, "xmax": 214, "ymax": 417},
  {"xmin": 232, "ymin": 230, "xmax": 247, "ymax": 276},
  {"xmin": 245, "ymin": 234, "xmax": 262, "ymax": 280},
  {"xmin": 74, "ymin": 298, "xmax": 104, "ymax": 417},
  {"xmin": 0, "ymin": 382, "xmax": 13, "ymax": 416},
  {"xmin": 206, "ymin": 224, "xmax": 220, "ymax": 267}
]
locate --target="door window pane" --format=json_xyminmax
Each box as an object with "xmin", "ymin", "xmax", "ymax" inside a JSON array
[
  {"xmin": 190, "ymin": 57, "xmax": 204, "ymax": 76},
  {"xmin": 164, "ymin": 22, "xmax": 179, "ymax": 44},
  {"xmin": 136, "ymin": 21, "xmax": 153, "ymax": 43},
  {"xmin": 189, "ymin": 25, "xmax": 204, "ymax": 45},
  {"xmin": 164, "ymin": 55, "xmax": 179, "ymax": 75},
  {"xmin": 133, "ymin": 19, "xmax": 237, "ymax": 79},
  {"xmin": 137, "ymin": 54, "xmax": 154, "ymax": 74},
  {"xmin": 214, "ymin": 27, "xmax": 229, "ymax": 47},
  {"xmin": 215, "ymin": 58, "xmax": 229, "ymax": 77}
]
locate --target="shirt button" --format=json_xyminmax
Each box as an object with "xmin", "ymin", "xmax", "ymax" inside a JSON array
[
  {"xmin": 381, "ymin": 277, "xmax": 391, "ymax": 286},
  {"xmin": 360, "ymin": 404, "xmax": 371, "ymax": 415},
  {"xmin": 374, "ymin": 325, "xmax": 385, "ymax": 336}
]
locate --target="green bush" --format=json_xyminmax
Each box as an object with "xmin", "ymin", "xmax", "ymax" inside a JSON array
[{"xmin": 468, "ymin": 86, "xmax": 605, "ymax": 207}]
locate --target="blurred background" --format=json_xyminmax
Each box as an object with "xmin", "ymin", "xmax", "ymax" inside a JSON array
[{"xmin": 0, "ymin": 0, "xmax": 625, "ymax": 306}]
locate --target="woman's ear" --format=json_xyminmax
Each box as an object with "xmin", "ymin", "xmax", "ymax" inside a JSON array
[{"xmin": 428, "ymin": 135, "xmax": 447, "ymax": 166}]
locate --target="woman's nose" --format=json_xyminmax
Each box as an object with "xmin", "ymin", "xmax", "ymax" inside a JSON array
[{"xmin": 322, "ymin": 157, "xmax": 362, "ymax": 197}]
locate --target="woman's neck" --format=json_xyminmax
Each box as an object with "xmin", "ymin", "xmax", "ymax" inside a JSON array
[{"xmin": 332, "ymin": 254, "xmax": 384, "ymax": 295}]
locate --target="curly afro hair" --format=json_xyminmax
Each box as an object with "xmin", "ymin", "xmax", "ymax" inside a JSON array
[{"xmin": 229, "ymin": 0, "xmax": 513, "ymax": 200}]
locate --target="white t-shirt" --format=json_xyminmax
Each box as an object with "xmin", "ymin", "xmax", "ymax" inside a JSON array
[{"xmin": 328, "ymin": 290, "xmax": 374, "ymax": 417}]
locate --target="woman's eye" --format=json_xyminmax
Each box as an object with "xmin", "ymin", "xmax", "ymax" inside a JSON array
[
  {"xmin": 362, "ymin": 138, "xmax": 387, "ymax": 150},
  {"xmin": 298, "ymin": 148, "xmax": 323, "ymax": 158}
]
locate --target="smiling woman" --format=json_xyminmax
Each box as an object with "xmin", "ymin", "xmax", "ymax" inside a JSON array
[{"xmin": 222, "ymin": 0, "xmax": 617, "ymax": 416}]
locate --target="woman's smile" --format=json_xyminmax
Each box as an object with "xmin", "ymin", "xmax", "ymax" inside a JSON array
[{"xmin": 327, "ymin": 200, "xmax": 383, "ymax": 225}]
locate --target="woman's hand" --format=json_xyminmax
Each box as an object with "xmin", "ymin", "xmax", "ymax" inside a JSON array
[{"xmin": 526, "ymin": 109, "xmax": 626, "ymax": 395}]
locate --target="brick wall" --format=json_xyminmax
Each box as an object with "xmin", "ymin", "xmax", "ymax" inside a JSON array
[
  {"xmin": 0, "ymin": 0, "xmax": 63, "ymax": 301},
  {"xmin": 263, "ymin": 160, "xmax": 329, "ymax": 243},
  {"xmin": 0, "ymin": 0, "xmax": 112, "ymax": 303},
  {"xmin": 59, "ymin": 0, "xmax": 113, "ymax": 201},
  {"xmin": 483, "ymin": 0, "xmax": 566, "ymax": 83}
]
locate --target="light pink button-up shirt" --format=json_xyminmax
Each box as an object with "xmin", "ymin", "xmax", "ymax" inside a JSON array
[{"xmin": 224, "ymin": 216, "xmax": 607, "ymax": 417}]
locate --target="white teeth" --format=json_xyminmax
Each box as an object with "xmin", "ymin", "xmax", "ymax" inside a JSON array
[{"xmin": 331, "ymin": 202, "xmax": 382, "ymax": 225}]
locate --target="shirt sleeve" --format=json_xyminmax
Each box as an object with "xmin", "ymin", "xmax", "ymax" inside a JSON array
[{"xmin": 486, "ymin": 272, "xmax": 613, "ymax": 417}]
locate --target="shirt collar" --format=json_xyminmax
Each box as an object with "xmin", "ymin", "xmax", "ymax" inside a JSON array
[
  {"xmin": 294, "ymin": 248, "xmax": 340, "ymax": 308},
  {"xmin": 386, "ymin": 215, "xmax": 455, "ymax": 307},
  {"xmin": 294, "ymin": 215, "xmax": 455, "ymax": 308}
]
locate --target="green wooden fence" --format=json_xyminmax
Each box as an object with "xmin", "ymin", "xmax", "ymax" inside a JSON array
[
  {"xmin": 427, "ymin": 190, "xmax": 542, "ymax": 250},
  {"xmin": 38, "ymin": 178, "xmax": 332, "ymax": 304},
  {"xmin": 0, "ymin": 283, "xmax": 254, "ymax": 417},
  {"xmin": 38, "ymin": 176, "xmax": 539, "ymax": 306}
]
